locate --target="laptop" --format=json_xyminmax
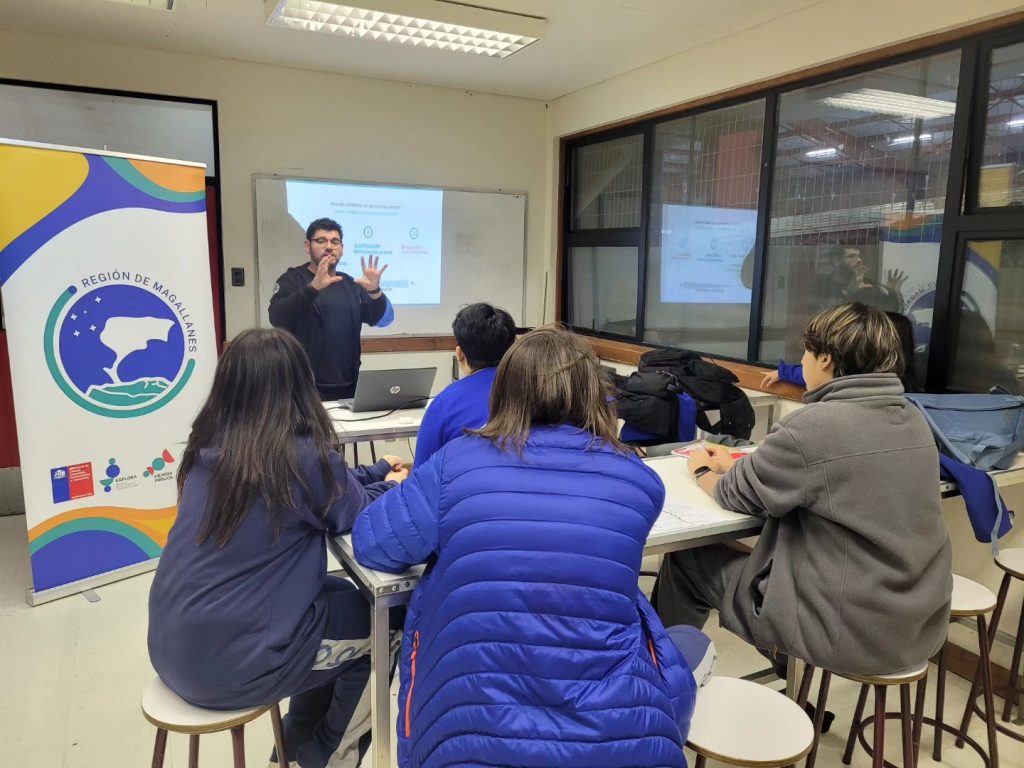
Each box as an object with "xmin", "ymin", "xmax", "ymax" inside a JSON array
[{"xmin": 338, "ymin": 367, "xmax": 437, "ymax": 412}]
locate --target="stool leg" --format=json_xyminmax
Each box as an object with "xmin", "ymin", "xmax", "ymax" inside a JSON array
[
  {"xmin": 935, "ymin": 644, "xmax": 947, "ymax": 761},
  {"xmin": 353, "ymin": 443, "xmax": 360, "ymax": 465},
  {"xmin": 695, "ymin": 755, "xmax": 707, "ymax": 768},
  {"xmin": 151, "ymin": 728, "xmax": 168, "ymax": 768},
  {"xmin": 270, "ymin": 703, "xmax": 290, "ymax": 768},
  {"xmin": 843, "ymin": 684, "xmax": 870, "ymax": 765},
  {"xmin": 1002, "ymin": 593, "xmax": 1024, "ymax": 722},
  {"xmin": 369, "ymin": 441, "xmax": 377, "ymax": 462},
  {"xmin": 188, "ymin": 734, "xmax": 199, "ymax": 768},
  {"xmin": 872, "ymin": 685, "xmax": 887, "ymax": 768},
  {"xmin": 231, "ymin": 725, "xmax": 246, "ymax": 768},
  {"xmin": 805, "ymin": 670, "xmax": 832, "ymax": 768},
  {"xmin": 900, "ymin": 684, "xmax": 914, "ymax": 768},
  {"xmin": 796, "ymin": 663, "xmax": 815, "ymax": 708},
  {"xmin": 977, "ymin": 614, "xmax": 1000, "ymax": 768},
  {"xmin": 912, "ymin": 676, "xmax": 927, "ymax": 768},
  {"xmin": 960, "ymin": 573, "xmax": 1011, "ymax": 745}
]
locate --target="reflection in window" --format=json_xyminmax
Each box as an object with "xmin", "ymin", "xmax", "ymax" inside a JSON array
[
  {"xmin": 567, "ymin": 247, "xmax": 638, "ymax": 336},
  {"xmin": 761, "ymin": 50, "xmax": 961, "ymax": 389},
  {"xmin": 949, "ymin": 240, "xmax": 1024, "ymax": 394},
  {"xmin": 643, "ymin": 101, "xmax": 765, "ymax": 358},
  {"xmin": 571, "ymin": 135, "xmax": 644, "ymax": 230},
  {"xmin": 977, "ymin": 41, "xmax": 1024, "ymax": 208}
]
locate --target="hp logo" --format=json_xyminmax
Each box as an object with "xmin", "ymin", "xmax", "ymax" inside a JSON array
[{"xmin": 389, "ymin": 385, "xmax": 401, "ymax": 394}]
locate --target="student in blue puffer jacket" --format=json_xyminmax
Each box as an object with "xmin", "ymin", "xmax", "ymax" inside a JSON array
[{"xmin": 353, "ymin": 325, "xmax": 698, "ymax": 768}]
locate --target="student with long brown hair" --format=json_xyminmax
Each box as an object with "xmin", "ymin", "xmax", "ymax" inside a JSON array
[
  {"xmin": 352, "ymin": 325, "xmax": 698, "ymax": 768},
  {"xmin": 148, "ymin": 328, "xmax": 406, "ymax": 768}
]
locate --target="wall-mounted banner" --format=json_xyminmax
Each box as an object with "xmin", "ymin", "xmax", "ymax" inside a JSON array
[{"xmin": 0, "ymin": 139, "xmax": 216, "ymax": 604}]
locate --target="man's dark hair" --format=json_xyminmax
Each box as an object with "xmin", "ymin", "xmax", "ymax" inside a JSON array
[
  {"xmin": 306, "ymin": 218, "xmax": 343, "ymax": 241},
  {"xmin": 452, "ymin": 303, "xmax": 517, "ymax": 371},
  {"xmin": 826, "ymin": 244, "xmax": 858, "ymax": 261}
]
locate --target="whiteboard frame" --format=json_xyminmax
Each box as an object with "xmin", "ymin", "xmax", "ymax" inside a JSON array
[{"xmin": 251, "ymin": 173, "xmax": 528, "ymax": 335}]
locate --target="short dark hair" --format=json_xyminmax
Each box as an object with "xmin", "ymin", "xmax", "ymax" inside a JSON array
[
  {"xmin": 452, "ymin": 303, "xmax": 516, "ymax": 370},
  {"xmin": 306, "ymin": 218, "xmax": 343, "ymax": 241},
  {"xmin": 802, "ymin": 302, "xmax": 903, "ymax": 379},
  {"xmin": 826, "ymin": 244, "xmax": 858, "ymax": 261}
]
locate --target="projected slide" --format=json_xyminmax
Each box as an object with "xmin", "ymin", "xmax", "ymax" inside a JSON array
[
  {"xmin": 660, "ymin": 205, "xmax": 756, "ymax": 304},
  {"xmin": 285, "ymin": 180, "xmax": 443, "ymax": 304}
]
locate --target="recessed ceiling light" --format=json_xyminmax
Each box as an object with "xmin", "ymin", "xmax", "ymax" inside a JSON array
[
  {"xmin": 820, "ymin": 88, "xmax": 956, "ymax": 119},
  {"xmin": 1007, "ymin": 117, "xmax": 1024, "ymax": 128},
  {"xmin": 98, "ymin": 0, "xmax": 175, "ymax": 8},
  {"xmin": 265, "ymin": 0, "xmax": 544, "ymax": 59},
  {"xmin": 890, "ymin": 133, "xmax": 932, "ymax": 145},
  {"xmin": 806, "ymin": 147, "xmax": 838, "ymax": 158}
]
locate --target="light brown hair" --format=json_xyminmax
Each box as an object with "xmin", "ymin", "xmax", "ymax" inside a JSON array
[
  {"xmin": 471, "ymin": 325, "xmax": 626, "ymax": 454},
  {"xmin": 802, "ymin": 302, "xmax": 904, "ymax": 379}
]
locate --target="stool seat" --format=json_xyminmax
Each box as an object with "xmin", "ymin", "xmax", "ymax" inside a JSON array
[
  {"xmin": 687, "ymin": 676, "xmax": 814, "ymax": 766},
  {"xmin": 141, "ymin": 677, "xmax": 270, "ymax": 734},
  {"xmin": 951, "ymin": 574, "xmax": 998, "ymax": 616},
  {"xmin": 995, "ymin": 547, "xmax": 1024, "ymax": 579},
  {"xmin": 841, "ymin": 661, "xmax": 929, "ymax": 686}
]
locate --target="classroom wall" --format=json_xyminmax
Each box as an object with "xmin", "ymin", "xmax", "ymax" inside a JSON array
[{"xmin": 0, "ymin": 27, "xmax": 549, "ymax": 337}]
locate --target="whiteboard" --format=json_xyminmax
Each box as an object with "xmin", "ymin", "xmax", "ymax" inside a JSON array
[{"xmin": 253, "ymin": 175, "xmax": 526, "ymax": 335}]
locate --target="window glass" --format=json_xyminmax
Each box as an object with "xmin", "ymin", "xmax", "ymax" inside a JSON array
[
  {"xmin": 975, "ymin": 41, "xmax": 1024, "ymax": 208},
  {"xmin": 571, "ymin": 134, "xmax": 644, "ymax": 230},
  {"xmin": 566, "ymin": 246, "xmax": 638, "ymax": 336}
]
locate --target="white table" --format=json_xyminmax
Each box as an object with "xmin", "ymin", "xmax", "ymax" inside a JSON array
[
  {"xmin": 325, "ymin": 403, "xmax": 428, "ymax": 444},
  {"xmin": 329, "ymin": 454, "xmax": 763, "ymax": 768}
]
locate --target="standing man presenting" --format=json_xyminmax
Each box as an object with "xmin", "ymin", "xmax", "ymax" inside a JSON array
[{"xmin": 270, "ymin": 217, "xmax": 393, "ymax": 400}]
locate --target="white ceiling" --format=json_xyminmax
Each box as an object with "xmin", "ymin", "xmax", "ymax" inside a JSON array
[{"xmin": 0, "ymin": 0, "xmax": 824, "ymax": 100}]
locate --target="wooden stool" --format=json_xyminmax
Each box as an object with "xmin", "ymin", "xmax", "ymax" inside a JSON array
[
  {"xmin": 686, "ymin": 676, "xmax": 814, "ymax": 767},
  {"xmin": 961, "ymin": 548, "xmax": 1024, "ymax": 749},
  {"xmin": 794, "ymin": 660, "xmax": 928, "ymax": 768},
  {"xmin": 141, "ymin": 677, "xmax": 289, "ymax": 768},
  {"xmin": 925, "ymin": 574, "xmax": 1000, "ymax": 767}
]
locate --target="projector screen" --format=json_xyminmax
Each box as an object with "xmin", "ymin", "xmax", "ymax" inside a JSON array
[
  {"xmin": 659, "ymin": 204, "xmax": 756, "ymax": 304},
  {"xmin": 254, "ymin": 176, "xmax": 526, "ymax": 335}
]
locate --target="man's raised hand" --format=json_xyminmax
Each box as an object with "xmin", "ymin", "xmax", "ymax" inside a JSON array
[
  {"xmin": 311, "ymin": 256, "xmax": 343, "ymax": 291},
  {"xmin": 355, "ymin": 255, "xmax": 388, "ymax": 293}
]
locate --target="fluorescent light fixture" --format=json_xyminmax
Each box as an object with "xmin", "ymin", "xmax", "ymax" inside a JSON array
[
  {"xmin": 1007, "ymin": 117, "xmax": 1024, "ymax": 128},
  {"xmin": 98, "ymin": 0, "xmax": 175, "ymax": 8},
  {"xmin": 820, "ymin": 88, "xmax": 956, "ymax": 119},
  {"xmin": 890, "ymin": 133, "xmax": 932, "ymax": 145},
  {"xmin": 806, "ymin": 147, "xmax": 838, "ymax": 158},
  {"xmin": 266, "ymin": 0, "xmax": 544, "ymax": 58}
]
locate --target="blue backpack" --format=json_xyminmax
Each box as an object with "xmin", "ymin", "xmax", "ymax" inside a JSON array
[{"xmin": 904, "ymin": 390, "xmax": 1024, "ymax": 471}]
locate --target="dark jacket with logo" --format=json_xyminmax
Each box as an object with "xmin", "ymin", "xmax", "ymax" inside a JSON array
[{"xmin": 269, "ymin": 264, "xmax": 388, "ymax": 396}]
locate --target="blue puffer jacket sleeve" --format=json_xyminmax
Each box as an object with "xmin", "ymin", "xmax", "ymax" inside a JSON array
[
  {"xmin": 352, "ymin": 448, "xmax": 443, "ymax": 573},
  {"xmin": 637, "ymin": 592, "xmax": 697, "ymax": 738},
  {"xmin": 777, "ymin": 360, "xmax": 806, "ymax": 387}
]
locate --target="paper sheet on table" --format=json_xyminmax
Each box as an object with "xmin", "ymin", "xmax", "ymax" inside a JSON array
[{"xmin": 651, "ymin": 501, "xmax": 730, "ymax": 534}]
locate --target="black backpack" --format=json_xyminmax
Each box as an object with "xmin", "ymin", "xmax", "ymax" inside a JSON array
[
  {"xmin": 611, "ymin": 371, "xmax": 680, "ymax": 441},
  {"xmin": 637, "ymin": 349, "xmax": 755, "ymax": 440}
]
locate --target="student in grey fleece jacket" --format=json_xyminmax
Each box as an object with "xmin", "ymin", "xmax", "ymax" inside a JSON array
[{"xmin": 653, "ymin": 303, "xmax": 952, "ymax": 676}]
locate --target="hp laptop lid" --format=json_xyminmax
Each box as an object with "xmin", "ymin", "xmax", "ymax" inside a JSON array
[{"xmin": 340, "ymin": 367, "xmax": 436, "ymax": 412}]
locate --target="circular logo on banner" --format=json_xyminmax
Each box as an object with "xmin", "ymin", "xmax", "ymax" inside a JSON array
[{"xmin": 44, "ymin": 283, "xmax": 194, "ymax": 418}]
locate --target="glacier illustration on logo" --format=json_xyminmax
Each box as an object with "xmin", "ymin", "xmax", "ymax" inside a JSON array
[{"xmin": 44, "ymin": 283, "xmax": 194, "ymax": 417}]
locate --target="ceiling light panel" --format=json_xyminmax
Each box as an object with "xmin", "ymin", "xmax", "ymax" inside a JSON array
[
  {"xmin": 99, "ymin": 0, "xmax": 176, "ymax": 8},
  {"xmin": 820, "ymin": 88, "xmax": 957, "ymax": 119},
  {"xmin": 266, "ymin": 0, "xmax": 544, "ymax": 59}
]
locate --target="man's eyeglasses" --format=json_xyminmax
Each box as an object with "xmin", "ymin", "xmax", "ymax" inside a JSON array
[{"xmin": 311, "ymin": 237, "xmax": 342, "ymax": 247}]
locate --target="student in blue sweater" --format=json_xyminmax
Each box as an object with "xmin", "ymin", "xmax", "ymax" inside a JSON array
[
  {"xmin": 413, "ymin": 302, "xmax": 516, "ymax": 465},
  {"xmin": 354, "ymin": 326, "xmax": 701, "ymax": 768},
  {"xmin": 148, "ymin": 328, "xmax": 407, "ymax": 768}
]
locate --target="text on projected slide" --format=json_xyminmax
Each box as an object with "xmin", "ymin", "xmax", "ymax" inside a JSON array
[
  {"xmin": 286, "ymin": 180, "xmax": 442, "ymax": 304},
  {"xmin": 660, "ymin": 205, "xmax": 756, "ymax": 304}
]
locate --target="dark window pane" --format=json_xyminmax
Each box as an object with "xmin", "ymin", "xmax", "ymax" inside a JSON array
[
  {"xmin": 949, "ymin": 240, "xmax": 1024, "ymax": 393},
  {"xmin": 572, "ymin": 135, "xmax": 644, "ymax": 230},
  {"xmin": 566, "ymin": 246, "xmax": 638, "ymax": 335},
  {"xmin": 761, "ymin": 50, "xmax": 961, "ymax": 388},
  {"xmin": 643, "ymin": 100, "xmax": 765, "ymax": 358},
  {"xmin": 976, "ymin": 41, "xmax": 1024, "ymax": 208}
]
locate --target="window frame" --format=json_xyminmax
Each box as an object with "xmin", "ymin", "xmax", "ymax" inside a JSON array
[{"xmin": 560, "ymin": 22, "xmax": 1024, "ymax": 393}]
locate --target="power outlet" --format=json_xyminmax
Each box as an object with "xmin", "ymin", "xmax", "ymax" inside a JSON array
[{"xmin": 230, "ymin": 267, "xmax": 245, "ymax": 287}]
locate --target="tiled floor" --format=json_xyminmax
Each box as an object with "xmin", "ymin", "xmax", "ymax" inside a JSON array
[{"xmin": 1, "ymin": 514, "xmax": 1021, "ymax": 767}]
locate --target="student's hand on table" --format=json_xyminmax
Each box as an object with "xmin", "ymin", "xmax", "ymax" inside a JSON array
[
  {"xmin": 385, "ymin": 468, "xmax": 409, "ymax": 483},
  {"xmin": 704, "ymin": 444, "xmax": 737, "ymax": 473},
  {"xmin": 760, "ymin": 369, "xmax": 780, "ymax": 388},
  {"xmin": 687, "ymin": 449, "xmax": 714, "ymax": 475},
  {"xmin": 381, "ymin": 454, "xmax": 404, "ymax": 471}
]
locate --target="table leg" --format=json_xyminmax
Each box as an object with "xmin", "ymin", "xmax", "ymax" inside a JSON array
[{"xmin": 370, "ymin": 599, "xmax": 392, "ymax": 768}]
